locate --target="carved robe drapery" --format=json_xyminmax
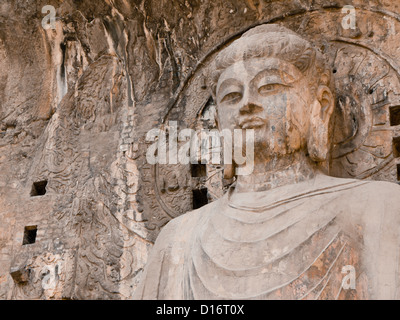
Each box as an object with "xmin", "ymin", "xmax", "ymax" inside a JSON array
[{"xmin": 134, "ymin": 175, "xmax": 400, "ymax": 300}]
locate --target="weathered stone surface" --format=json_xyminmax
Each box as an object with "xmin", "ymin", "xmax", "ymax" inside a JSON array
[
  {"xmin": 10, "ymin": 266, "xmax": 30, "ymax": 284},
  {"xmin": 0, "ymin": 0, "xmax": 400, "ymax": 300},
  {"xmin": 134, "ymin": 23, "xmax": 400, "ymax": 300}
]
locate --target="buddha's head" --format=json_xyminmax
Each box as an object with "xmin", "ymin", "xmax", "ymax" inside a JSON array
[{"xmin": 212, "ymin": 24, "xmax": 335, "ymax": 169}]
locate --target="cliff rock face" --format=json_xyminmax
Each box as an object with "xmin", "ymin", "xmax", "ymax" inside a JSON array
[{"xmin": 1, "ymin": 0, "xmax": 400, "ymax": 299}]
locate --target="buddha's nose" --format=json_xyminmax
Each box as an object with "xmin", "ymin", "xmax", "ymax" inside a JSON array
[{"xmin": 239, "ymin": 102, "xmax": 263, "ymax": 115}]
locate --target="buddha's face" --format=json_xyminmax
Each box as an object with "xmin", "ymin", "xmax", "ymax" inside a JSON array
[{"xmin": 216, "ymin": 57, "xmax": 314, "ymax": 158}]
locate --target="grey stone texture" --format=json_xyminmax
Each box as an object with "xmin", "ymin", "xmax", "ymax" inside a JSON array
[{"xmin": 1, "ymin": 0, "xmax": 400, "ymax": 299}]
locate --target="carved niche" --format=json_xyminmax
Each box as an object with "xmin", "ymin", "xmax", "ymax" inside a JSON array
[{"xmin": 136, "ymin": 7, "xmax": 400, "ymax": 243}]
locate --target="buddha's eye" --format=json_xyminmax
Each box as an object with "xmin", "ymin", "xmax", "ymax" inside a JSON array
[
  {"xmin": 220, "ymin": 92, "xmax": 242, "ymax": 104},
  {"xmin": 258, "ymin": 83, "xmax": 285, "ymax": 95}
]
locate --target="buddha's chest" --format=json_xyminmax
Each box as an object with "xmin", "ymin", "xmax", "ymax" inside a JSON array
[{"xmin": 185, "ymin": 208, "xmax": 367, "ymax": 300}]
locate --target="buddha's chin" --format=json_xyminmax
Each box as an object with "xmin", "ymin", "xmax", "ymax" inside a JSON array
[
  {"xmin": 254, "ymin": 139, "xmax": 293, "ymax": 158},
  {"xmin": 244, "ymin": 125, "xmax": 268, "ymax": 142}
]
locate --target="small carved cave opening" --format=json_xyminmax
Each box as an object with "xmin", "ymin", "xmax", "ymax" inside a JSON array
[
  {"xmin": 30, "ymin": 180, "xmax": 48, "ymax": 197},
  {"xmin": 191, "ymin": 164, "xmax": 207, "ymax": 177},
  {"xmin": 192, "ymin": 188, "xmax": 208, "ymax": 209},
  {"xmin": 60, "ymin": 42, "xmax": 66, "ymax": 79},
  {"xmin": 393, "ymin": 137, "xmax": 400, "ymax": 158},
  {"xmin": 22, "ymin": 226, "xmax": 37, "ymax": 245},
  {"xmin": 397, "ymin": 164, "xmax": 400, "ymax": 181},
  {"xmin": 389, "ymin": 106, "xmax": 400, "ymax": 126}
]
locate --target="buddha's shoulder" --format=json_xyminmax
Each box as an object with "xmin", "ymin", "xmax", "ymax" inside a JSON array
[
  {"xmin": 328, "ymin": 177, "xmax": 400, "ymax": 226},
  {"xmin": 154, "ymin": 200, "xmax": 218, "ymax": 243},
  {"xmin": 320, "ymin": 175, "xmax": 400, "ymax": 202},
  {"xmin": 361, "ymin": 179, "xmax": 400, "ymax": 199},
  {"xmin": 348, "ymin": 177, "xmax": 399, "ymax": 200}
]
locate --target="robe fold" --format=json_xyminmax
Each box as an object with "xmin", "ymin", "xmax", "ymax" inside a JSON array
[{"xmin": 134, "ymin": 175, "xmax": 400, "ymax": 300}]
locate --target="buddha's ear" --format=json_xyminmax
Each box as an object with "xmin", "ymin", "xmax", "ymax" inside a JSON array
[
  {"xmin": 214, "ymin": 104, "xmax": 221, "ymax": 131},
  {"xmin": 307, "ymin": 85, "xmax": 335, "ymax": 162},
  {"xmin": 212, "ymin": 99, "xmax": 235, "ymax": 179}
]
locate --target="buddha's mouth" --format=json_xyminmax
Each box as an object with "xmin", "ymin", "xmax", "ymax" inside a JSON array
[{"xmin": 239, "ymin": 116, "xmax": 266, "ymax": 129}]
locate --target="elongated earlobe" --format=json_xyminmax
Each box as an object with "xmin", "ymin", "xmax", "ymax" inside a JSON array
[
  {"xmin": 307, "ymin": 86, "xmax": 334, "ymax": 162},
  {"xmin": 224, "ymin": 163, "xmax": 235, "ymax": 179},
  {"xmin": 214, "ymin": 104, "xmax": 236, "ymax": 179},
  {"xmin": 307, "ymin": 106, "xmax": 330, "ymax": 161}
]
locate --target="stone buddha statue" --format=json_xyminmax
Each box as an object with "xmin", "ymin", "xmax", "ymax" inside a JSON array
[{"xmin": 134, "ymin": 24, "xmax": 400, "ymax": 300}]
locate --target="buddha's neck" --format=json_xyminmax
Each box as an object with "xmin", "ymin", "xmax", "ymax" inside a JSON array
[{"xmin": 234, "ymin": 151, "xmax": 319, "ymax": 193}]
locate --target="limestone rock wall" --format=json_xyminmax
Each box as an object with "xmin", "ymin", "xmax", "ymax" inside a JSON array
[{"xmin": 0, "ymin": 0, "xmax": 399, "ymax": 299}]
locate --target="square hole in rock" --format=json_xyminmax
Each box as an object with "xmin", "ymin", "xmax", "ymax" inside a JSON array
[
  {"xmin": 22, "ymin": 226, "xmax": 37, "ymax": 245},
  {"xmin": 397, "ymin": 164, "xmax": 400, "ymax": 181},
  {"xmin": 30, "ymin": 180, "xmax": 48, "ymax": 197},
  {"xmin": 191, "ymin": 164, "xmax": 207, "ymax": 177},
  {"xmin": 390, "ymin": 106, "xmax": 400, "ymax": 126},
  {"xmin": 393, "ymin": 137, "xmax": 400, "ymax": 158},
  {"xmin": 192, "ymin": 188, "xmax": 208, "ymax": 209}
]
